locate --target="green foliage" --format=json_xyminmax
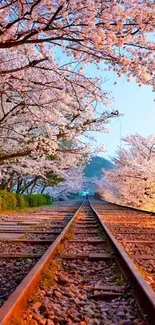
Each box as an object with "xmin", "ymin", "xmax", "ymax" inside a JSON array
[
  {"xmin": 0, "ymin": 196, "xmax": 6, "ymax": 210},
  {"xmin": 7, "ymin": 192, "xmax": 17, "ymax": 209},
  {"xmin": 0, "ymin": 190, "xmax": 52, "ymax": 211},
  {"xmin": 16, "ymin": 194, "xmax": 26, "ymax": 209},
  {"xmin": 0, "ymin": 190, "xmax": 10, "ymax": 209},
  {"xmin": 44, "ymin": 193, "xmax": 51, "ymax": 205},
  {"xmin": 35, "ymin": 194, "xmax": 46, "ymax": 206},
  {"xmin": 23, "ymin": 193, "xmax": 51, "ymax": 207},
  {"xmin": 22, "ymin": 195, "xmax": 29, "ymax": 208},
  {"xmin": 46, "ymin": 172, "xmax": 64, "ymax": 187},
  {"xmin": 25, "ymin": 194, "xmax": 38, "ymax": 207}
]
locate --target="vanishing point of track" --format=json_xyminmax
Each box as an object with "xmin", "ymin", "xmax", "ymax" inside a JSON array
[{"xmin": 0, "ymin": 199, "xmax": 155, "ymax": 324}]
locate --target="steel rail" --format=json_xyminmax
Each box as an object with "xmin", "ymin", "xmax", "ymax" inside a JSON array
[
  {"xmin": 0, "ymin": 200, "xmax": 84, "ymax": 325},
  {"xmin": 89, "ymin": 199, "xmax": 155, "ymax": 325}
]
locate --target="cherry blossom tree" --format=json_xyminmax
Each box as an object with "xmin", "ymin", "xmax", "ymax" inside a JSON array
[
  {"xmin": 0, "ymin": 0, "xmax": 155, "ymax": 164},
  {"xmin": 0, "ymin": 1, "xmax": 155, "ymax": 196},
  {"xmin": 97, "ymin": 134, "xmax": 155, "ymax": 210},
  {"xmin": 0, "ymin": 49, "xmax": 113, "ymax": 160},
  {"xmin": 0, "ymin": 143, "xmax": 86, "ymax": 190},
  {"xmin": 0, "ymin": 45, "xmax": 116, "ymax": 192},
  {"xmin": 0, "ymin": 0, "xmax": 154, "ymax": 86},
  {"xmin": 0, "ymin": 69, "xmax": 115, "ymax": 192},
  {"xmin": 48, "ymin": 166, "xmax": 85, "ymax": 199}
]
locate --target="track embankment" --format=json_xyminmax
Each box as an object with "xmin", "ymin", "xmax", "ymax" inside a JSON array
[{"xmin": 0, "ymin": 199, "xmax": 154, "ymax": 324}]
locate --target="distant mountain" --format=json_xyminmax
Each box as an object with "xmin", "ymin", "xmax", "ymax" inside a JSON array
[{"xmin": 84, "ymin": 156, "xmax": 113, "ymax": 178}]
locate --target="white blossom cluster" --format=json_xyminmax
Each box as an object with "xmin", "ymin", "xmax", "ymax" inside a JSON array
[{"xmin": 96, "ymin": 134, "xmax": 155, "ymax": 211}]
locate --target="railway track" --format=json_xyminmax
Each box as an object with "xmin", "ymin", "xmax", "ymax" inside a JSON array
[
  {"xmin": 0, "ymin": 200, "xmax": 82, "ymax": 309},
  {"xmin": 92, "ymin": 199, "xmax": 155, "ymax": 292},
  {"xmin": 0, "ymin": 199, "xmax": 155, "ymax": 324}
]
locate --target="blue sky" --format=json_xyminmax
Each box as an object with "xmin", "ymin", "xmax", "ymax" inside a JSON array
[
  {"xmin": 91, "ymin": 71, "xmax": 155, "ymax": 160},
  {"xmin": 56, "ymin": 48, "xmax": 155, "ymax": 161}
]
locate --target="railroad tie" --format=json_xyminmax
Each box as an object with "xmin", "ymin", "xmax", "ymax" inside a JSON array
[
  {"xmin": 89, "ymin": 253, "xmax": 114, "ymax": 261},
  {"xmin": 88, "ymin": 284, "xmax": 130, "ymax": 300},
  {"xmin": 90, "ymin": 291, "xmax": 124, "ymax": 300},
  {"xmin": 134, "ymin": 254, "xmax": 155, "ymax": 260},
  {"xmin": 69, "ymin": 239, "xmax": 105, "ymax": 244},
  {"xmin": 120, "ymin": 240, "xmax": 155, "ymax": 243},
  {"xmin": 62, "ymin": 253, "xmax": 114, "ymax": 261},
  {"xmin": 74, "ymin": 231, "xmax": 99, "ymax": 235},
  {"xmin": 0, "ymin": 253, "xmax": 42, "ymax": 259},
  {"xmin": 89, "ymin": 285, "xmax": 126, "ymax": 292},
  {"xmin": 0, "ymin": 239, "xmax": 54, "ymax": 244},
  {"xmin": 0, "ymin": 230, "xmax": 61, "ymax": 234},
  {"xmin": 76, "ymin": 222, "xmax": 97, "ymax": 224},
  {"xmin": 75, "ymin": 225, "xmax": 98, "ymax": 228}
]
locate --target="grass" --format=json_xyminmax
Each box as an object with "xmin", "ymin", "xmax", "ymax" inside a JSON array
[
  {"xmin": 63, "ymin": 224, "xmax": 75, "ymax": 241},
  {"xmin": 98, "ymin": 226, "xmax": 106, "ymax": 239},
  {"xmin": 41, "ymin": 257, "xmax": 62, "ymax": 287},
  {"xmin": 113, "ymin": 263, "xmax": 126, "ymax": 286},
  {"xmin": 115, "ymin": 271, "xmax": 125, "ymax": 286},
  {"xmin": 57, "ymin": 243, "xmax": 66, "ymax": 255}
]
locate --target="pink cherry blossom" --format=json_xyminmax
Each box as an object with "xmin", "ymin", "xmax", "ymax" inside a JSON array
[{"xmin": 96, "ymin": 134, "xmax": 155, "ymax": 210}]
